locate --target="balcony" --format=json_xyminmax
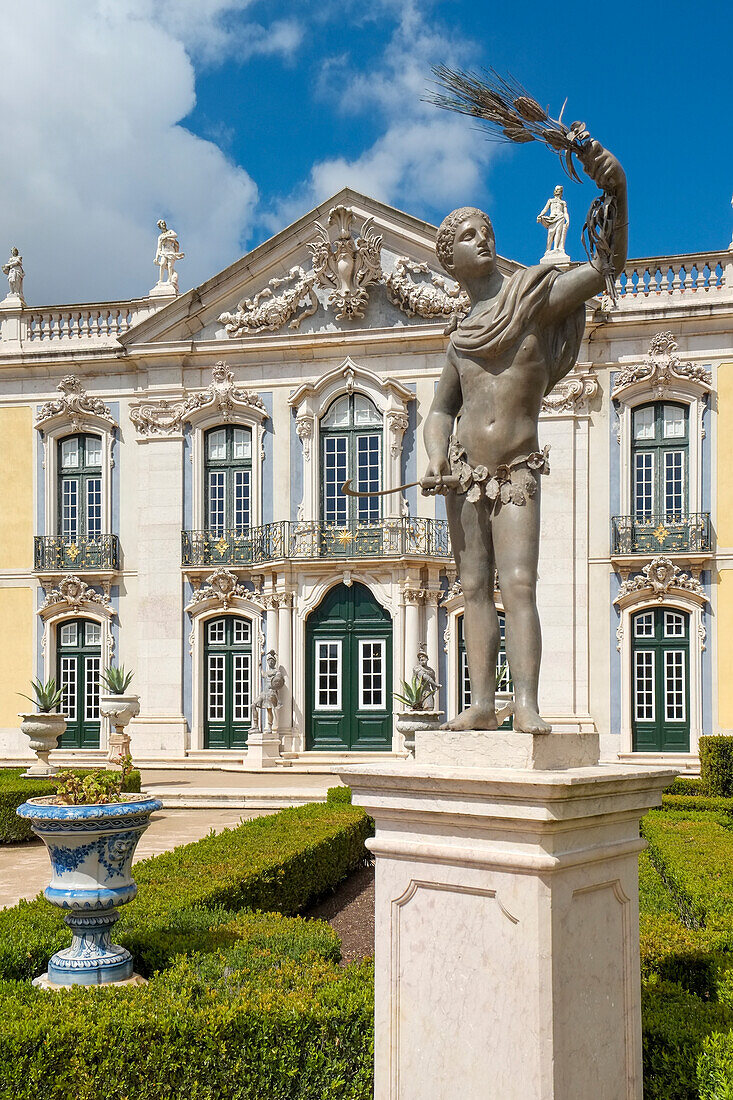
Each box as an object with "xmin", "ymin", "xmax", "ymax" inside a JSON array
[
  {"xmin": 34, "ymin": 534, "xmax": 120, "ymax": 573},
  {"xmin": 611, "ymin": 514, "xmax": 711, "ymax": 558},
  {"xmin": 182, "ymin": 518, "xmax": 452, "ymax": 569}
]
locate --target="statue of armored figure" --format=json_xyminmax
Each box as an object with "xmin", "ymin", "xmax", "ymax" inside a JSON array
[
  {"xmin": 412, "ymin": 643, "xmax": 440, "ymax": 711},
  {"xmin": 252, "ymin": 650, "xmax": 285, "ymax": 732},
  {"xmin": 153, "ymin": 219, "xmax": 185, "ymax": 294},
  {"xmin": 537, "ymin": 185, "xmax": 570, "ymax": 262},
  {"xmin": 423, "ymin": 141, "xmax": 627, "ymax": 734},
  {"xmin": 2, "ymin": 247, "xmax": 25, "ymax": 303}
]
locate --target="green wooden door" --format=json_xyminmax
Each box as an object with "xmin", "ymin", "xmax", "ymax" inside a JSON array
[
  {"xmin": 631, "ymin": 607, "xmax": 690, "ymax": 752},
  {"xmin": 204, "ymin": 616, "xmax": 252, "ymax": 749},
  {"xmin": 306, "ymin": 582, "xmax": 392, "ymax": 750},
  {"xmin": 57, "ymin": 618, "xmax": 101, "ymax": 748}
]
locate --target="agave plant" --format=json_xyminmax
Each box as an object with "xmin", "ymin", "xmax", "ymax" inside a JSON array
[
  {"xmin": 18, "ymin": 677, "xmax": 64, "ymax": 713},
  {"xmin": 101, "ymin": 665, "xmax": 134, "ymax": 695},
  {"xmin": 394, "ymin": 675, "xmax": 432, "ymax": 711}
]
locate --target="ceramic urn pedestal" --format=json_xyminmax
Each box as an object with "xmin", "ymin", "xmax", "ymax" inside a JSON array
[
  {"xmin": 100, "ymin": 694, "xmax": 140, "ymax": 766},
  {"xmin": 19, "ymin": 712, "xmax": 66, "ymax": 778}
]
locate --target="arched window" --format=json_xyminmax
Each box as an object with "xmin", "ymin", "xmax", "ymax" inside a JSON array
[
  {"xmin": 204, "ymin": 615, "xmax": 253, "ymax": 749},
  {"xmin": 632, "ymin": 402, "xmax": 688, "ymax": 524},
  {"xmin": 204, "ymin": 426, "xmax": 252, "ymax": 537},
  {"xmin": 631, "ymin": 607, "xmax": 689, "ymax": 752},
  {"xmin": 320, "ymin": 395, "xmax": 382, "ymax": 526},
  {"xmin": 57, "ymin": 617, "xmax": 101, "ymax": 748},
  {"xmin": 58, "ymin": 434, "xmax": 103, "ymax": 544}
]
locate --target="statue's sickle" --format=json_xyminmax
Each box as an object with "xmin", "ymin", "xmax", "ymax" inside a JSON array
[{"xmin": 341, "ymin": 476, "xmax": 461, "ymax": 498}]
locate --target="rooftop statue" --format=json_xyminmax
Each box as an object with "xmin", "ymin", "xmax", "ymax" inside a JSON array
[
  {"xmin": 153, "ymin": 219, "xmax": 184, "ymax": 293},
  {"xmin": 537, "ymin": 185, "xmax": 570, "ymax": 261},
  {"xmin": 2, "ymin": 246, "xmax": 25, "ymax": 302},
  {"xmin": 422, "ymin": 70, "xmax": 628, "ymax": 734}
]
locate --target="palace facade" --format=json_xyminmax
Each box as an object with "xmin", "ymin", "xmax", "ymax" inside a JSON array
[{"xmin": 0, "ymin": 188, "xmax": 730, "ymax": 771}]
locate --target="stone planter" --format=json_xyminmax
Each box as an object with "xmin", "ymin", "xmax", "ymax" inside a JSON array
[
  {"xmin": 16, "ymin": 793, "xmax": 162, "ymax": 987},
  {"xmin": 99, "ymin": 693, "xmax": 140, "ymax": 766},
  {"xmin": 19, "ymin": 712, "xmax": 66, "ymax": 778},
  {"xmin": 395, "ymin": 710, "xmax": 443, "ymax": 756}
]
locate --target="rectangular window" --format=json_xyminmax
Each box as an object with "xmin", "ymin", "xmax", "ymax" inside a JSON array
[
  {"xmin": 60, "ymin": 623, "xmax": 78, "ymax": 647},
  {"xmin": 85, "ymin": 656, "xmax": 100, "ymax": 721},
  {"xmin": 207, "ymin": 655, "xmax": 225, "ymax": 720},
  {"xmin": 663, "ymin": 405, "xmax": 686, "ymax": 439},
  {"xmin": 85, "ymin": 436, "xmax": 102, "ymax": 466},
  {"xmin": 359, "ymin": 639, "xmax": 385, "ymax": 709},
  {"xmin": 62, "ymin": 479, "xmax": 78, "ymax": 541},
  {"xmin": 633, "ymin": 453, "xmax": 654, "ymax": 520},
  {"xmin": 634, "ymin": 612, "xmax": 655, "ymax": 638},
  {"xmin": 61, "ymin": 438, "xmax": 79, "ymax": 468},
  {"xmin": 232, "ymin": 429, "xmax": 251, "ymax": 460},
  {"xmin": 60, "ymin": 657, "xmax": 77, "ymax": 719},
  {"xmin": 664, "ymin": 612, "xmax": 686, "ymax": 638},
  {"xmin": 323, "ymin": 436, "xmax": 348, "ymax": 526},
  {"xmin": 461, "ymin": 650, "xmax": 472, "ymax": 711},
  {"xmin": 207, "ymin": 619, "xmax": 225, "ymax": 645},
  {"xmin": 634, "ymin": 651, "xmax": 655, "ymax": 722},
  {"xmin": 233, "ymin": 619, "xmax": 251, "ymax": 645},
  {"xmin": 85, "ymin": 622, "xmax": 101, "ymax": 646},
  {"xmin": 665, "ymin": 650, "xmax": 686, "ymax": 721},
  {"xmin": 496, "ymin": 652, "xmax": 512, "ymax": 694},
  {"xmin": 208, "ymin": 471, "xmax": 226, "ymax": 536},
  {"xmin": 356, "ymin": 435, "xmax": 380, "ymax": 524},
  {"xmin": 233, "ymin": 654, "xmax": 251, "ymax": 722},
  {"xmin": 664, "ymin": 451, "xmax": 685, "ymax": 521},
  {"xmin": 633, "ymin": 406, "xmax": 655, "ymax": 441},
  {"xmin": 207, "ymin": 430, "xmax": 226, "ymax": 461},
  {"xmin": 234, "ymin": 470, "xmax": 250, "ymax": 532},
  {"xmin": 86, "ymin": 477, "xmax": 102, "ymax": 538},
  {"xmin": 315, "ymin": 639, "xmax": 341, "ymax": 710}
]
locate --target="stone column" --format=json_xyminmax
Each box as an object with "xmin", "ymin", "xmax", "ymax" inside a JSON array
[
  {"xmin": 341, "ymin": 745, "xmax": 675, "ymax": 1100},
  {"xmin": 403, "ymin": 583, "xmax": 422, "ymax": 681},
  {"xmin": 265, "ymin": 591, "xmax": 278, "ymax": 656},
  {"xmin": 424, "ymin": 588, "xmax": 440, "ymax": 674},
  {"xmin": 277, "ymin": 592, "xmax": 293, "ymax": 748}
]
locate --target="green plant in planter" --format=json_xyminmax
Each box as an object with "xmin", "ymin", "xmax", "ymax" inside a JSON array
[
  {"xmin": 17, "ymin": 678, "xmax": 63, "ymax": 713},
  {"xmin": 394, "ymin": 675, "xmax": 431, "ymax": 710},
  {"xmin": 54, "ymin": 755, "xmax": 134, "ymax": 805},
  {"xmin": 101, "ymin": 665, "xmax": 134, "ymax": 694}
]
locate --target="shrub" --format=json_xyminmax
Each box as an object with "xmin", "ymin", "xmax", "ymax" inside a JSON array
[
  {"xmin": 665, "ymin": 777, "xmax": 704, "ymax": 795},
  {"xmin": 327, "ymin": 785, "xmax": 352, "ymax": 804},
  {"xmin": 641, "ymin": 811, "xmax": 733, "ymax": 929},
  {"xmin": 698, "ymin": 1031, "xmax": 733, "ymax": 1099},
  {"xmin": 0, "ymin": 767, "xmax": 141, "ymax": 844},
  {"xmin": 660, "ymin": 794, "xmax": 733, "ymax": 815},
  {"xmin": 700, "ymin": 736, "xmax": 733, "ymax": 797},
  {"xmin": 643, "ymin": 981, "xmax": 733, "ymax": 1100},
  {"xmin": 0, "ymin": 801, "xmax": 372, "ymax": 980}
]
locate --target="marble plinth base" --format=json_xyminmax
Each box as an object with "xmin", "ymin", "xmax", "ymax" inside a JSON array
[
  {"xmin": 540, "ymin": 249, "xmax": 571, "ymax": 268},
  {"xmin": 339, "ymin": 761, "xmax": 675, "ymax": 1100},
  {"xmin": 247, "ymin": 730, "xmax": 280, "ymax": 768},
  {"xmin": 148, "ymin": 281, "xmax": 177, "ymax": 298},
  {"xmin": 33, "ymin": 972, "xmax": 147, "ymax": 990},
  {"xmin": 415, "ymin": 728, "xmax": 600, "ymax": 769}
]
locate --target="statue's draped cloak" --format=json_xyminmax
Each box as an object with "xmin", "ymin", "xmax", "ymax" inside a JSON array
[{"xmin": 450, "ymin": 265, "xmax": 585, "ymax": 394}]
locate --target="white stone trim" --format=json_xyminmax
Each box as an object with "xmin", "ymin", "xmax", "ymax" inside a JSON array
[
  {"xmin": 36, "ymin": 418, "xmax": 115, "ymax": 541},
  {"xmin": 616, "ymin": 592, "xmax": 704, "ymax": 757},
  {"xmin": 187, "ymin": 599, "xmax": 265, "ymax": 752},
  {"xmin": 288, "ymin": 356, "xmax": 413, "ymax": 521},
  {"xmin": 40, "ymin": 607, "xmax": 115, "ymax": 753},
  {"xmin": 189, "ymin": 408, "xmax": 265, "ymax": 530}
]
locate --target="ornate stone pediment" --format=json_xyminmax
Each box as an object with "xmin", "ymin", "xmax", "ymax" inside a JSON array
[
  {"xmin": 35, "ymin": 375, "xmax": 117, "ymax": 432},
  {"xmin": 40, "ymin": 575, "xmax": 113, "ymax": 617},
  {"xmin": 542, "ymin": 369, "xmax": 598, "ymax": 415},
  {"xmin": 130, "ymin": 362, "xmax": 268, "ymax": 437},
  {"xmin": 614, "ymin": 556, "xmax": 705, "ymax": 606},
  {"xmin": 612, "ymin": 332, "xmax": 712, "ymax": 401},
  {"xmin": 309, "ymin": 205, "xmax": 383, "ymax": 320},
  {"xmin": 188, "ymin": 569, "xmax": 247, "ymax": 609}
]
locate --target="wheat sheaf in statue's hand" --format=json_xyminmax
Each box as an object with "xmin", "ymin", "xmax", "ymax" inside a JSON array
[{"xmin": 577, "ymin": 139, "xmax": 626, "ymax": 196}]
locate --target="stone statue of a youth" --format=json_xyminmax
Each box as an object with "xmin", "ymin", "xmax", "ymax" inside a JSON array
[{"xmin": 423, "ymin": 141, "xmax": 627, "ymax": 734}]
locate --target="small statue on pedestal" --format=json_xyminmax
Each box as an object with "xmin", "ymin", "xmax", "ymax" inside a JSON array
[
  {"xmin": 2, "ymin": 247, "xmax": 25, "ymax": 303},
  {"xmin": 412, "ymin": 643, "xmax": 440, "ymax": 711},
  {"xmin": 252, "ymin": 650, "xmax": 285, "ymax": 732},
  {"xmin": 537, "ymin": 186, "xmax": 570, "ymax": 264},
  {"xmin": 153, "ymin": 220, "xmax": 184, "ymax": 294}
]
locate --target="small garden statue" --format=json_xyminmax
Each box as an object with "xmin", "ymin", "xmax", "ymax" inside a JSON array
[
  {"xmin": 252, "ymin": 650, "xmax": 285, "ymax": 732},
  {"xmin": 412, "ymin": 643, "xmax": 440, "ymax": 711}
]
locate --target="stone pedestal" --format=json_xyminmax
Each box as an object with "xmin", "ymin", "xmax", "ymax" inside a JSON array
[
  {"xmin": 340, "ymin": 758, "xmax": 675, "ymax": 1100},
  {"xmin": 540, "ymin": 249, "xmax": 571, "ymax": 269},
  {"xmin": 247, "ymin": 729, "xmax": 281, "ymax": 768}
]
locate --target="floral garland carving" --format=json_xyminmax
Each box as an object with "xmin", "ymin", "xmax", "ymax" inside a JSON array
[
  {"xmin": 130, "ymin": 363, "xmax": 267, "ymax": 437},
  {"xmin": 40, "ymin": 575, "xmax": 113, "ymax": 614},
  {"xmin": 612, "ymin": 332, "xmax": 712, "ymax": 400},
  {"xmin": 615, "ymin": 556, "xmax": 705, "ymax": 603}
]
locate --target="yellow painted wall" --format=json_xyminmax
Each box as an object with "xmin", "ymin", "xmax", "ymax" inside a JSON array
[
  {"xmin": 0, "ymin": 587, "xmax": 33, "ymax": 727},
  {"xmin": 0, "ymin": 407, "xmax": 33, "ymax": 570}
]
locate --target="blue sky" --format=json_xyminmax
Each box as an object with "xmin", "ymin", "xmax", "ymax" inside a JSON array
[{"xmin": 1, "ymin": 0, "xmax": 731, "ymax": 303}]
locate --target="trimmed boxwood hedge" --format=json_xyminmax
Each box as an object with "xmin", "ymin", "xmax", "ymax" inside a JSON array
[
  {"xmin": 700, "ymin": 736, "xmax": 733, "ymax": 796},
  {"xmin": 0, "ymin": 767, "xmax": 141, "ymax": 844}
]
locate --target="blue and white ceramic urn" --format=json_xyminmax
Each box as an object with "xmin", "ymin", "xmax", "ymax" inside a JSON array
[{"xmin": 16, "ymin": 794, "xmax": 162, "ymax": 986}]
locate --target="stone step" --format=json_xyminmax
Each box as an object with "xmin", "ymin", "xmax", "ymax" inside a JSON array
[{"xmin": 143, "ymin": 785, "xmax": 326, "ymax": 809}]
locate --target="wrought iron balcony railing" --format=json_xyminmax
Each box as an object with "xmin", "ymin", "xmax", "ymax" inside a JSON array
[
  {"xmin": 182, "ymin": 518, "xmax": 452, "ymax": 567},
  {"xmin": 34, "ymin": 534, "xmax": 120, "ymax": 572},
  {"xmin": 611, "ymin": 513, "xmax": 711, "ymax": 555}
]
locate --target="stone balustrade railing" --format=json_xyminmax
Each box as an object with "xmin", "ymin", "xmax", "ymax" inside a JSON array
[
  {"xmin": 0, "ymin": 299, "xmax": 158, "ymax": 348},
  {"xmin": 611, "ymin": 249, "xmax": 732, "ymax": 308}
]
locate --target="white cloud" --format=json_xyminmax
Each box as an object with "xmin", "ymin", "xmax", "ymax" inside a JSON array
[
  {"xmin": 0, "ymin": 0, "xmax": 298, "ymax": 304},
  {"xmin": 269, "ymin": 0, "xmax": 494, "ymax": 227}
]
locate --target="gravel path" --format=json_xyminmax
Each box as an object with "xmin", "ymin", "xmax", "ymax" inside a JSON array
[{"xmin": 306, "ymin": 864, "xmax": 375, "ymax": 963}]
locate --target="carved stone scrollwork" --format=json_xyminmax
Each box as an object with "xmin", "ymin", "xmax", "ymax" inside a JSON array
[
  {"xmin": 387, "ymin": 411, "xmax": 409, "ymax": 459},
  {"xmin": 189, "ymin": 569, "xmax": 246, "ymax": 609},
  {"xmin": 614, "ymin": 556, "xmax": 706, "ymax": 604},
  {"xmin": 542, "ymin": 370, "xmax": 599, "ymax": 414},
  {"xmin": 309, "ymin": 205, "xmax": 383, "ymax": 320},
  {"xmin": 35, "ymin": 375, "xmax": 116, "ymax": 432},
  {"xmin": 612, "ymin": 332, "xmax": 712, "ymax": 401},
  {"xmin": 130, "ymin": 362, "xmax": 267, "ymax": 437},
  {"xmin": 218, "ymin": 266, "xmax": 319, "ymax": 336},
  {"xmin": 296, "ymin": 415, "xmax": 314, "ymax": 461},
  {"xmin": 382, "ymin": 257, "xmax": 470, "ymax": 322},
  {"xmin": 403, "ymin": 586, "xmax": 427, "ymax": 604},
  {"xmin": 40, "ymin": 575, "xmax": 113, "ymax": 615},
  {"xmin": 441, "ymin": 579, "xmax": 463, "ymax": 605}
]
